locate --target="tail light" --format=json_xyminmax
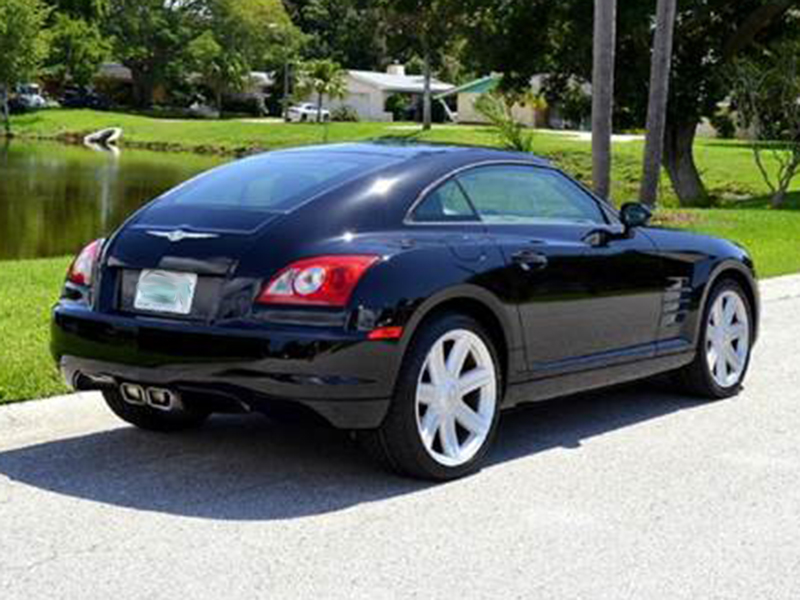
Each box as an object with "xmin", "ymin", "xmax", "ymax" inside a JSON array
[
  {"xmin": 257, "ymin": 255, "xmax": 379, "ymax": 307},
  {"xmin": 67, "ymin": 239, "xmax": 104, "ymax": 286}
]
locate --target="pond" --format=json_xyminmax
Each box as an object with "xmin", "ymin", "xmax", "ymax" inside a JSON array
[{"xmin": 0, "ymin": 141, "xmax": 227, "ymax": 260}]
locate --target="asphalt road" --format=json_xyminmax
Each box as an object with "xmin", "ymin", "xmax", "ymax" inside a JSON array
[{"xmin": 2, "ymin": 276, "xmax": 800, "ymax": 599}]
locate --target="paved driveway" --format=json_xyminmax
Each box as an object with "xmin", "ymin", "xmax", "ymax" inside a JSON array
[{"xmin": 2, "ymin": 277, "xmax": 800, "ymax": 599}]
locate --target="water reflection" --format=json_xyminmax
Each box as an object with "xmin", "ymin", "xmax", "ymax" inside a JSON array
[{"xmin": 0, "ymin": 141, "xmax": 226, "ymax": 260}]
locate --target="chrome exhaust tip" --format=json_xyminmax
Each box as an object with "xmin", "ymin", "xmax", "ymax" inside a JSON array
[
  {"xmin": 120, "ymin": 383, "xmax": 146, "ymax": 405},
  {"xmin": 146, "ymin": 387, "xmax": 178, "ymax": 411}
]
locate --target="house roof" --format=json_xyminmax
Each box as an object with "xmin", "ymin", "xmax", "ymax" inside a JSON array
[
  {"xmin": 435, "ymin": 74, "xmax": 591, "ymax": 100},
  {"xmin": 348, "ymin": 70, "xmax": 453, "ymax": 94},
  {"xmin": 249, "ymin": 71, "xmax": 275, "ymax": 87},
  {"xmin": 97, "ymin": 62, "xmax": 133, "ymax": 82},
  {"xmin": 436, "ymin": 75, "xmax": 500, "ymax": 98}
]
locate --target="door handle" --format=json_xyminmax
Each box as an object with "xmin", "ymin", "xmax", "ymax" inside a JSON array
[{"xmin": 512, "ymin": 249, "xmax": 549, "ymax": 271}]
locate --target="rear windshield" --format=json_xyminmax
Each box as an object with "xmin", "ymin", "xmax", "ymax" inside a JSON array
[{"xmin": 161, "ymin": 152, "xmax": 399, "ymax": 212}]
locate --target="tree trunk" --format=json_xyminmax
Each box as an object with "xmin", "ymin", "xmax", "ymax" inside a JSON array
[
  {"xmin": 131, "ymin": 72, "xmax": 154, "ymax": 109},
  {"xmin": 592, "ymin": 0, "xmax": 617, "ymax": 199},
  {"xmin": 422, "ymin": 51, "xmax": 432, "ymax": 131},
  {"xmin": 663, "ymin": 118, "xmax": 708, "ymax": 206},
  {"xmin": 640, "ymin": 0, "xmax": 677, "ymax": 207},
  {"xmin": 772, "ymin": 189, "xmax": 787, "ymax": 208},
  {"xmin": 317, "ymin": 92, "xmax": 323, "ymax": 123},
  {"xmin": 283, "ymin": 62, "xmax": 291, "ymax": 121},
  {"xmin": 1, "ymin": 86, "xmax": 10, "ymax": 137},
  {"xmin": 216, "ymin": 88, "xmax": 223, "ymax": 119}
]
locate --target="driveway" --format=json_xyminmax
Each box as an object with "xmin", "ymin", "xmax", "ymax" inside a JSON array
[{"xmin": 2, "ymin": 276, "xmax": 800, "ymax": 599}]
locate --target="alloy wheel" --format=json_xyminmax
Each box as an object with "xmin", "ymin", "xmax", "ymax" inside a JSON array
[
  {"xmin": 706, "ymin": 290, "xmax": 750, "ymax": 388},
  {"xmin": 415, "ymin": 329, "xmax": 497, "ymax": 467}
]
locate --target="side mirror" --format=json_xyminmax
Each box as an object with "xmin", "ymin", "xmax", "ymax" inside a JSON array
[{"xmin": 619, "ymin": 202, "xmax": 652, "ymax": 231}]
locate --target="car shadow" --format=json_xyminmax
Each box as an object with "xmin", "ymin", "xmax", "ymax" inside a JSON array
[{"xmin": 0, "ymin": 380, "xmax": 707, "ymax": 521}]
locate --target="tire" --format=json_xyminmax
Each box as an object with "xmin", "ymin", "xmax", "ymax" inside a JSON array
[
  {"xmin": 361, "ymin": 313, "xmax": 503, "ymax": 480},
  {"xmin": 674, "ymin": 279, "xmax": 754, "ymax": 399},
  {"xmin": 102, "ymin": 388, "xmax": 210, "ymax": 432}
]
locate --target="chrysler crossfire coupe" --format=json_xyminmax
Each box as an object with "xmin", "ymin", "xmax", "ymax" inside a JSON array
[{"xmin": 52, "ymin": 143, "xmax": 759, "ymax": 480}]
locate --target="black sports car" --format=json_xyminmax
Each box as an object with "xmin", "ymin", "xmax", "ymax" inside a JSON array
[{"xmin": 52, "ymin": 142, "xmax": 759, "ymax": 480}]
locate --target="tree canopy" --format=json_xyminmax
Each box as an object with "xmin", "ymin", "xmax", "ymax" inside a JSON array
[
  {"xmin": 457, "ymin": 0, "xmax": 799, "ymax": 205},
  {"xmin": 285, "ymin": 0, "xmax": 388, "ymax": 69},
  {"xmin": 733, "ymin": 39, "xmax": 800, "ymax": 208},
  {"xmin": 0, "ymin": 0, "xmax": 50, "ymax": 134},
  {"xmin": 188, "ymin": 0, "xmax": 299, "ymax": 113},
  {"xmin": 103, "ymin": 0, "xmax": 201, "ymax": 107},
  {"xmin": 47, "ymin": 13, "xmax": 109, "ymax": 87},
  {"xmin": 2, "ymin": 0, "xmax": 800, "ymax": 206}
]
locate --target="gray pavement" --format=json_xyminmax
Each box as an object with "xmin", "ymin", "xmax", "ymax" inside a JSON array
[{"xmin": 2, "ymin": 276, "xmax": 800, "ymax": 599}]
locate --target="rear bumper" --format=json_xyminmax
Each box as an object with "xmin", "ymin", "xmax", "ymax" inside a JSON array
[{"xmin": 52, "ymin": 304, "xmax": 400, "ymax": 429}]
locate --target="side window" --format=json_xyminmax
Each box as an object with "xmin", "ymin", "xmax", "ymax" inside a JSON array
[
  {"xmin": 411, "ymin": 179, "xmax": 479, "ymax": 223},
  {"xmin": 457, "ymin": 166, "xmax": 605, "ymax": 225}
]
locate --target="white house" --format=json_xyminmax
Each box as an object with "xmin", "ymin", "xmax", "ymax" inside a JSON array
[{"xmin": 309, "ymin": 64, "xmax": 454, "ymax": 122}]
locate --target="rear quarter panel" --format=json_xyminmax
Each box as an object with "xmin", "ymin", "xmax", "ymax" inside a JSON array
[{"xmin": 344, "ymin": 230, "xmax": 528, "ymax": 389}]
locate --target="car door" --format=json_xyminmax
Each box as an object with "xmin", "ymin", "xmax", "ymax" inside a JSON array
[{"xmin": 456, "ymin": 164, "xmax": 664, "ymax": 377}]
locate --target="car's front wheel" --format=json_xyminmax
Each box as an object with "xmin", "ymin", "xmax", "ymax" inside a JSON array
[
  {"xmin": 362, "ymin": 313, "xmax": 502, "ymax": 480},
  {"xmin": 675, "ymin": 279, "xmax": 754, "ymax": 399}
]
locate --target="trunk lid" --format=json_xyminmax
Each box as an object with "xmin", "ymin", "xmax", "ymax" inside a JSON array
[{"xmin": 99, "ymin": 206, "xmax": 286, "ymax": 321}]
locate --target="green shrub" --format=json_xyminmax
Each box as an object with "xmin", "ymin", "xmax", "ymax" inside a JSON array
[
  {"xmin": 710, "ymin": 111, "xmax": 736, "ymax": 140},
  {"xmin": 331, "ymin": 105, "xmax": 359, "ymax": 122},
  {"xmin": 385, "ymin": 93, "xmax": 410, "ymax": 121},
  {"xmin": 474, "ymin": 92, "xmax": 534, "ymax": 153}
]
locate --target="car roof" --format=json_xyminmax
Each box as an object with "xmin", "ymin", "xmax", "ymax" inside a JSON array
[{"xmin": 270, "ymin": 141, "xmax": 551, "ymax": 168}]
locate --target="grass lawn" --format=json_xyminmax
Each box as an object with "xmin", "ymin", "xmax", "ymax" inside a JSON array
[
  {"xmin": 0, "ymin": 257, "xmax": 72, "ymax": 403},
  {"xmin": 1, "ymin": 109, "xmax": 799, "ymax": 404},
  {"xmin": 9, "ymin": 109, "xmax": 798, "ymax": 207},
  {"xmin": 674, "ymin": 209, "xmax": 800, "ymax": 278}
]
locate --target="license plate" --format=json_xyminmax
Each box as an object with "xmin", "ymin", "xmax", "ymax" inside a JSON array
[{"xmin": 134, "ymin": 270, "xmax": 198, "ymax": 315}]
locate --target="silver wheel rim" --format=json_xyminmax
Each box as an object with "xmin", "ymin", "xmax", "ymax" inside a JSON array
[
  {"xmin": 706, "ymin": 290, "xmax": 750, "ymax": 388},
  {"xmin": 415, "ymin": 329, "xmax": 497, "ymax": 468}
]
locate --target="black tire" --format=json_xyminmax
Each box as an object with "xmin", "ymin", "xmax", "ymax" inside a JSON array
[
  {"xmin": 102, "ymin": 388, "xmax": 210, "ymax": 432},
  {"xmin": 674, "ymin": 279, "xmax": 754, "ymax": 399},
  {"xmin": 361, "ymin": 312, "xmax": 503, "ymax": 481}
]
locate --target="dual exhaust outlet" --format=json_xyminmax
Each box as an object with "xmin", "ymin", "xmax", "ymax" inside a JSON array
[{"xmin": 120, "ymin": 383, "xmax": 179, "ymax": 411}]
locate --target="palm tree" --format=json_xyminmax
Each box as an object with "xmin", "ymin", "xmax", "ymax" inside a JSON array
[
  {"xmin": 591, "ymin": 0, "xmax": 617, "ymax": 199},
  {"xmin": 296, "ymin": 59, "xmax": 347, "ymax": 123},
  {"xmin": 640, "ymin": 0, "xmax": 678, "ymax": 207},
  {"xmin": 381, "ymin": 0, "xmax": 465, "ymax": 132}
]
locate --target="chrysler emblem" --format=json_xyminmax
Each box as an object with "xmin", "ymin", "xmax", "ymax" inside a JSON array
[{"xmin": 146, "ymin": 229, "xmax": 219, "ymax": 242}]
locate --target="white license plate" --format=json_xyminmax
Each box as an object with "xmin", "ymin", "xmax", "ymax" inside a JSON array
[{"xmin": 134, "ymin": 270, "xmax": 198, "ymax": 315}]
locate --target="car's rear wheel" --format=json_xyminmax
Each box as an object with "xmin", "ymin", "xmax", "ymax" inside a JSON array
[
  {"xmin": 362, "ymin": 313, "xmax": 502, "ymax": 480},
  {"xmin": 674, "ymin": 279, "xmax": 753, "ymax": 399},
  {"xmin": 102, "ymin": 388, "xmax": 210, "ymax": 432}
]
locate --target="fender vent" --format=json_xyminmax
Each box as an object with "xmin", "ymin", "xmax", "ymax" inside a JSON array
[{"xmin": 661, "ymin": 277, "xmax": 692, "ymax": 327}]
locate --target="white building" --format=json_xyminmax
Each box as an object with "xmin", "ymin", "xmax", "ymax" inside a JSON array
[{"xmin": 309, "ymin": 64, "xmax": 454, "ymax": 122}]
